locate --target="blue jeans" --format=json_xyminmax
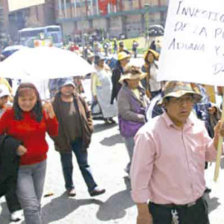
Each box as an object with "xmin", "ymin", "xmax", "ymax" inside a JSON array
[
  {"xmin": 16, "ymin": 160, "xmax": 46, "ymax": 224},
  {"xmin": 60, "ymin": 138, "xmax": 97, "ymax": 192}
]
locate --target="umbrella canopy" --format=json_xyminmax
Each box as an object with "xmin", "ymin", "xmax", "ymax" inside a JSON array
[
  {"xmin": 0, "ymin": 46, "xmax": 96, "ymax": 80},
  {"xmin": 2, "ymin": 45, "xmax": 28, "ymax": 58}
]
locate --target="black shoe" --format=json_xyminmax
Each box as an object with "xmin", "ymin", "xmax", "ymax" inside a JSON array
[
  {"xmin": 204, "ymin": 187, "xmax": 211, "ymax": 194},
  {"xmin": 67, "ymin": 188, "xmax": 76, "ymax": 197},
  {"xmin": 90, "ymin": 187, "xmax": 106, "ymax": 197},
  {"xmin": 109, "ymin": 118, "xmax": 116, "ymax": 124}
]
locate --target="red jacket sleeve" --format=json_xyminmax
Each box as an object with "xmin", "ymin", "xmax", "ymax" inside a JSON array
[{"xmin": 0, "ymin": 109, "xmax": 11, "ymax": 134}]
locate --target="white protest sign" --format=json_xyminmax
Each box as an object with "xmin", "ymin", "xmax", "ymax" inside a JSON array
[{"xmin": 158, "ymin": 0, "xmax": 224, "ymax": 86}]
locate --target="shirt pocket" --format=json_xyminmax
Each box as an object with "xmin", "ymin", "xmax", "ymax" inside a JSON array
[{"xmin": 191, "ymin": 145, "xmax": 206, "ymax": 171}]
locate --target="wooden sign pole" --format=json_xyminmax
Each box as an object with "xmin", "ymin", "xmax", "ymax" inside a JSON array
[{"xmin": 214, "ymin": 87, "xmax": 224, "ymax": 182}]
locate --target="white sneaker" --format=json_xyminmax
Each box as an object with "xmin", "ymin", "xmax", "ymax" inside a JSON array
[{"xmin": 10, "ymin": 210, "xmax": 23, "ymax": 222}]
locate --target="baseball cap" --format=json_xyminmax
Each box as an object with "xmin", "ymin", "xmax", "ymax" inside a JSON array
[
  {"xmin": 158, "ymin": 81, "xmax": 202, "ymax": 105},
  {"xmin": 0, "ymin": 84, "xmax": 10, "ymax": 98},
  {"xmin": 59, "ymin": 78, "xmax": 75, "ymax": 89}
]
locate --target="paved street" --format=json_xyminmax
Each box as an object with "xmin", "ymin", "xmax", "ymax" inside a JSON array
[
  {"xmin": 0, "ymin": 119, "xmax": 135, "ymax": 224},
  {"xmin": 1, "ymin": 56, "xmax": 224, "ymax": 223},
  {"xmin": 1, "ymin": 119, "xmax": 224, "ymax": 224}
]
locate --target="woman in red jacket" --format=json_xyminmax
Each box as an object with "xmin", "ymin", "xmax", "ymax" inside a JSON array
[{"xmin": 0, "ymin": 83, "xmax": 58, "ymax": 224}]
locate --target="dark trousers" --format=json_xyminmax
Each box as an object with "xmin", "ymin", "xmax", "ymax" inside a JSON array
[
  {"xmin": 148, "ymin": 196, "xmax": 210, "ymax": 224},
  {"xmin": 5, "ymin": 189, "xmax": 21, "ymax": 213},
  {"xmin": 60, "ymin": 138, "xmax": 97, "ymax": 192}
]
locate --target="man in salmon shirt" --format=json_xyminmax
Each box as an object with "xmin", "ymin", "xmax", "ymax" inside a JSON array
[{"xmin": 131, "ymin": 81, "xmax": 224, "ymax": 224}]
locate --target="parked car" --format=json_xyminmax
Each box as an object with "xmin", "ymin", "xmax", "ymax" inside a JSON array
[{"xmin": 148, "ymin": 25, "xmax": 164, "ymax": 37}]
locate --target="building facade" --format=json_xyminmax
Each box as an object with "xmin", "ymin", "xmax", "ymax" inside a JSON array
[
  {"xmin": 1, "ymin": 0, "xmax": 167, "ymax": 45},
  {"xmin": 1, "ymin": 0, "xmax": 56, "ymax": 42},
  {"xmin": 55, "ymin": 0, "xmax": 168, "ymax": 39},
  {"xmin": 0, "ymin": 0, "xmax": 9, "ymax": 37}
]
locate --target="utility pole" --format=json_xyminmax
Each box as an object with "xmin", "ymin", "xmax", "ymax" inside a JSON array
[
  {"xmin": 144, "ymin": 4, "xmax": 150, "ymax": 48},
  {"xmin": 158, "ymin": 0, "xmax": 163, "ymax": 24}
]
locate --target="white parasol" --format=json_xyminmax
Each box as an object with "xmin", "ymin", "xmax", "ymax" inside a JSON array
[{"xmin": 0, "ymin": 46, "xmax": 95, "ymax": 80}]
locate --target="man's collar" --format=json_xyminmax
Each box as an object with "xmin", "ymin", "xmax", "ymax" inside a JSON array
[{"xmin": 162, "ymin": 112, "xmax": 194, "ymax": 129}]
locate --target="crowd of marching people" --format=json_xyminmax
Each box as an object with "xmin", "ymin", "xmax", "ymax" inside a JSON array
[{"xmin": 0, "ymin": 38, "xmax": 224, "ymax": 224}]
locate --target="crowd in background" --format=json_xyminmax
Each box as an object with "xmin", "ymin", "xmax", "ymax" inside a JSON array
[{"xmin": 0, "ymin": 36, "xmax": 224, "ymax": 224}]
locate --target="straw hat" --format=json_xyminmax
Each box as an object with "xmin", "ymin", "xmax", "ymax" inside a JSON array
[
  {"xmin": 144, "ymin": 48, "xmax": 159, "ymax": 61},
  {"xmin": 158, "ymin": 81, "xmax": 202, "ymax": 105},
  {"xmin": 119, "ymin": 65, "xmax": 146, "ymax": 84},
  {"xmin": 117, "ymin": 52, "xmax": 130, "ymax": 61}
]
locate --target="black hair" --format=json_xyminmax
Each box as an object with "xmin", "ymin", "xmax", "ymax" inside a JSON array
[
  {"xmin": 94, "ymin": 55, "xmax": 105, "ymax": 65},
  {"xmin": 144, "ymin": 50, "xmax": 156, "ymax": 65},
  {"xmin": 13, "ymin": 83, "xmax": 43, "ymax": 122}
]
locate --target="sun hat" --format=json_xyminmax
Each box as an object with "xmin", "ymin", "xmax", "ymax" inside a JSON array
[
  {"xmin": 117, "ymin": 52, "xmax": 130, "ymax": 61},
  {"xmin": 0, "ymin": 84, "xmax": 10, "ymax": 98},
  {"xmin": 158, "ymin": 81, "xmax": 202, "ymax": 105},
  {"xmin": 144, "ymin": 48, "xmax": 159, "ymax": 62},
  {"xmin": 119, "ymin": 65, "xmax": 147, "ymax": 84}
]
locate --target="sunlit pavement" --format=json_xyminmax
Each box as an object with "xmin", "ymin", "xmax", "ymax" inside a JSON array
[
  {"xmin": 204, "ymin": 160, "xmax": 224, "ymax": 224},
  {"xmin": 1, "ymin": 119, "xmax": 224, "ymax": 224},
  {"xmin": 0, "ymin": 120, "xmax": 135, "ymax": 224},
  {"xmin": 1, "ymin": 55, "xmax": 224, "ymax": 223}
]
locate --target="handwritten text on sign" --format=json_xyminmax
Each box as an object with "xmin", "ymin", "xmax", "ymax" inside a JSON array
[{"xmin": 158, "ymin": 0, "xmax": 224, "ymax": 86}]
